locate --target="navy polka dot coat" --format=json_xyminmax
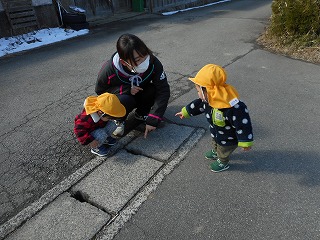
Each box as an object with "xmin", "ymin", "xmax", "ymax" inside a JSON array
[{"xmin": 182, "ymin": 99, "xmax": 253, "ymax": 147}]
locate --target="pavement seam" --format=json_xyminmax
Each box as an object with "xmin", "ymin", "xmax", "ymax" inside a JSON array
[{"xmin": 94, "ymin": 127, "xmax": 205, "ymax": 240}]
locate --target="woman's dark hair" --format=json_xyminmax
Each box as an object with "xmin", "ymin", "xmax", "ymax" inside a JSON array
[{"xmin": 117, "ymin": 34, "xmax": 153, "ymax": 65}]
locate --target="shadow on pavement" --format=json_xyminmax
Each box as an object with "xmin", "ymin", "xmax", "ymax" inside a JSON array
[{"xmin": 231, "ymin": 150, "xmax": 320, "ymax": 187}]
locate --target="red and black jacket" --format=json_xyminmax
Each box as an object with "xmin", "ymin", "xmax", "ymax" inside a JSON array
[{"xmin": 74, "ymin": 109, "xmax": 107, "ymax": 145}]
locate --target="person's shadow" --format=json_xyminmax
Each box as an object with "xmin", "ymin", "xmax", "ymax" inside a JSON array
[
  {"xmin": 229, "ymin": 149, "xmax": 320, "ymax": 187},
  {"xmin": 164, "ymin": 105, "xmax": 320, "ymax": 187}
]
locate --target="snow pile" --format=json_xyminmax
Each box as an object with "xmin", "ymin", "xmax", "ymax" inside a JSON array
[
  {"xmin": 162, "ymin": 0, "xmax": 230, "ymax": 16},
  {"xmin": 0, "ymin": 28, "xmax": 89, "ymax": 58}
]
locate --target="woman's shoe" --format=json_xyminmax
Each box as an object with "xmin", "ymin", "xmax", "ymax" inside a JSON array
[{"xmin": 113, "ymin": 121, "xmax": 125, "ymax": 136}]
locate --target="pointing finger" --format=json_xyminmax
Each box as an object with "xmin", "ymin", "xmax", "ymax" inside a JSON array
[{"xmin": 144, "ymin": 128, "xmax": 148, "ymax": 139}]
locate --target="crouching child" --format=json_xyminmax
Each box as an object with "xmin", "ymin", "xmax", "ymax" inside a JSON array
[
  {"xmin": 175, "ymin": 64, "xmax": 253, "ymax": 172},
  {"xmin": 74, "ymin": 92, "xmax": 126, "ymax": 157}
]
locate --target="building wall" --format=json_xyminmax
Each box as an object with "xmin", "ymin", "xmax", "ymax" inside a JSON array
[
  {"xmin": 34, "ymin": 0, "xmax": 60, "ymax": 29},
  {"xmin": 0, "ymin": 0, "xmax": 59, "ymax": 37},
  {"xmin": 148, "ymin": 0, "xmax": 218, "ymax": 13},
  {"xmin": 0, "ymin": 0, "xmax": 222, "ymax": 37},
  {"xmin": 58, "ymin": 0, "xmax": 134, "ymax": 21},
  {"xmin": 35, "ymin": 4, "xmax": 60, "ymax": 29},
  {"xmin": 32, "ymin": 0, "xmax": 53, "ymax": 6},
  {"xmin": 74, "ymin": 0, "xmax": 113, "ymax": 20},
  {"xmin": 0, "ymin": 1, "xmax": 11, "ymax": 37}
]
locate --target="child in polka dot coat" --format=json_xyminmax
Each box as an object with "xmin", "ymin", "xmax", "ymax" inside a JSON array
[{"xmin": 175, "ymin": 64, "xmax": 253, "ymax": 172}]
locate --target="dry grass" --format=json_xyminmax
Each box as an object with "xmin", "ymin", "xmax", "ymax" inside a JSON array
[{"xmin": 257, "ymin": 31, "xmax": 320, "ymax": 65}]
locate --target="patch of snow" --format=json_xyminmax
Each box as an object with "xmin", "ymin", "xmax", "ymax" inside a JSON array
[
  {"xmin": 69, "ymin": 5, "xmax": 86, "ymax": 13},
  {"xmin": 162, "ymin": 0, "xmax": 231, "ymax": 16},
  {"xmin": 0, "ymin": 27, "xmax": 89, "ymax": 58}
]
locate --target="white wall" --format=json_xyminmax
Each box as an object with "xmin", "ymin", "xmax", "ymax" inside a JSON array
[{"xmin": 32, "ymin": 0, "xmax": 53, "ymax": 6}]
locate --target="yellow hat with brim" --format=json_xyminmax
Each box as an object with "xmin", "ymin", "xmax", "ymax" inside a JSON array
[
  {"xmin": 189, "ymin": 64, "xmax": 239, "ymax": 109},
  {"xmin": 84, "ymin": 93, "xmax": 126, "ymax": 120}
]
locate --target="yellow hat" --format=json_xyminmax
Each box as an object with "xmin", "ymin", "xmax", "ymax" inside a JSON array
[
  {"xmin": 189, "ymin": 64, "xmax": 239, "ymax": 108},
  {"xmin": 84, "ymin": 93, "xmax": 126, "ymax": 117}
]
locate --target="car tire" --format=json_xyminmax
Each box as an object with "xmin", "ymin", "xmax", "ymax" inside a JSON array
[
  {"xmin": 67, "ymin": 22, "xmax": 89, "ymax": 31},
  {"xmin": 62, "ymin": 13, "xmax": 86, "ymax": 24}
]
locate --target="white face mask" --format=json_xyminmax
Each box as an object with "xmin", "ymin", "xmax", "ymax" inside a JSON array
[{"xmin": 133, "ymin": 55, "xmax": 150, "ymax": 73}]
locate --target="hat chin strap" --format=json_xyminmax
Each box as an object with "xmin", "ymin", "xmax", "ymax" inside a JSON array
[
  {"xmin": 113, "ymin": 53, "xmax": 135, "ymax": 77},
  {"xmin": 90, "ymin": 112, "xmax": 101, "ymax": 123}
]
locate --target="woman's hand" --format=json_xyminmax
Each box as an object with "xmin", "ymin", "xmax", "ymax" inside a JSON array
[
  {"xmin": 175, "ymin": 112, "xmax": 184, "ymax": 119},
  {"xmin": 144, "ymin": 125, "xmax": 156, "ymax": 138},
  {"xmin": 131, "ymin": 86, "xmax": 143, "ymax": 95}
]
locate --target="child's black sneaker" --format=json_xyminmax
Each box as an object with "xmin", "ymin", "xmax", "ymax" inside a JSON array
[{"xmin": 91, "ymin": 145, "xmax": 110, "ymax": 157}]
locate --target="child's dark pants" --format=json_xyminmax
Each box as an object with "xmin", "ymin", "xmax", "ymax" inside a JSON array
[{"xmin": 212, "ymin": 138, "xmax": 238, "ymax": 163}]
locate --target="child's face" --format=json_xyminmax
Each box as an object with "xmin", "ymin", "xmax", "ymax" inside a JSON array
[
  {"xmin": 98, "ymin": 111, "xmax": 112, "ymax": 122},
  {"xmin": 195, "ymin": 84, "xmax": 208, "ymax": 102}
]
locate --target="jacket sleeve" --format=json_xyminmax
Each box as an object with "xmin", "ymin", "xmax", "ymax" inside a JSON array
[
  {"xmin": 181, "ymin": 99, "xmax": 206, "ymax": 118},
  {"xmin": 146, "ymin": 57, "xmax": 170, "ymax": 127},
  {"xmin": 74, "ymin": 113, "xmax": 95, "ymax": 145},
  {"xmin": 228, "ymin": 102, "xmax": 254, "ymax": 148}
]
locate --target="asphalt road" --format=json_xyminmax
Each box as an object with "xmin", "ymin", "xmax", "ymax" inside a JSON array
[{"xmin": 1, "ymin": 0, "xmax": 320, "ymax": 239}]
